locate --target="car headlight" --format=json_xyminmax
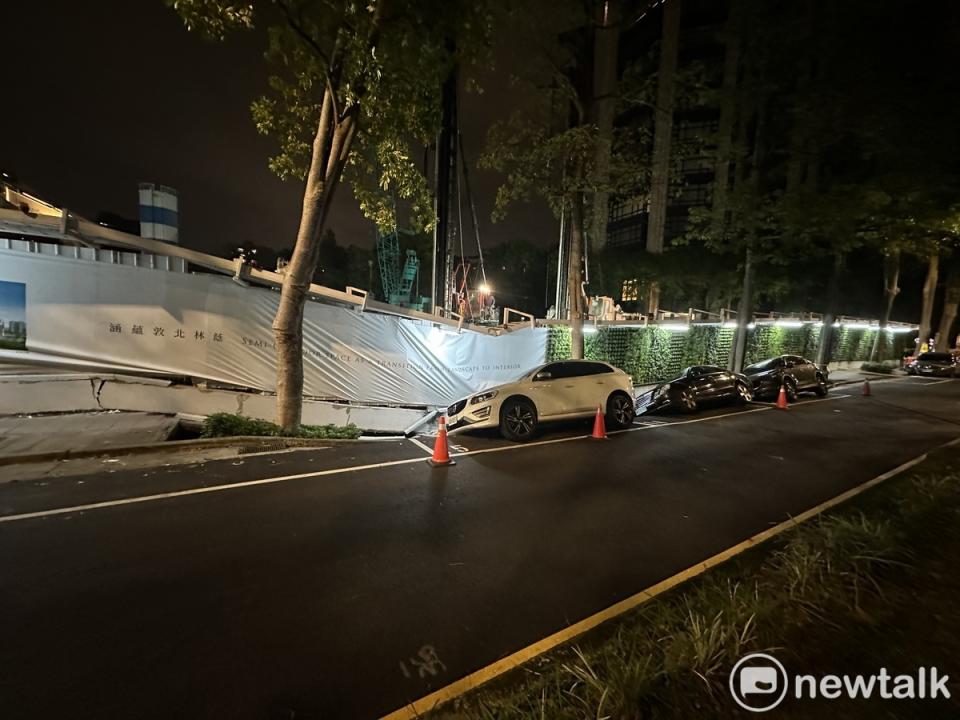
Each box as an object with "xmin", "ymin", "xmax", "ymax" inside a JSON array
[
  {"xmin": 470, "ymin": 390, "xmax": 498, "ymax": 405},
  {"xmin": 654, "ymin": 384, "xmax": 669, "ymax": 398}
]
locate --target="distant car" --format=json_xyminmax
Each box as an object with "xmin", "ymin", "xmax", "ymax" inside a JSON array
[
  {"xmin": 446, "ymin": 360, "xmax": 636, "ymax": 442},
  {"xmin": 905, "ymin": 352, "xmax": 957, "ymax": 377},
  {"xmin": 636, "ymin": 365, "xmax": 752, "ymax": 414},
  {"xmin": 743, "ymin": 355, "xmax": 829, "ymax": 401}
]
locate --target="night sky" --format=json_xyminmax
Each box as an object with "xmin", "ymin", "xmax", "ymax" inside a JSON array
[{"xmin": 1, "ymin": 0, "xmax": 554, "ymax": 256}]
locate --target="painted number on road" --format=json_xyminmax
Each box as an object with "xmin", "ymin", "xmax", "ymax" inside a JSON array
[{"xmin": 399, "ymin": 645, "xmax": 447, "ymax": 679}]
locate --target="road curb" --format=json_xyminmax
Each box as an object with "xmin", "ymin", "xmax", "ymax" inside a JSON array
[{"xmin": 0, "ymin": 435, "xmax": 351, "ymax": 468}]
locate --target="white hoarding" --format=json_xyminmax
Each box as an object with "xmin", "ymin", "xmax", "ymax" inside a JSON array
[{"xmin": 0, "ymin": 251, "xmax": 548, "ymax": 407}]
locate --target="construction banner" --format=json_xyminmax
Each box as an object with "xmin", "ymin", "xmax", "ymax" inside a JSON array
[{"xmin": 0, "ymin": 249, "xmax": 547, "ymax": 406}]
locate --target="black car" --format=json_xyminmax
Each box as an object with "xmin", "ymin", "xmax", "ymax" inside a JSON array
[
  {"xmin": 637, "ymin": 365, "xmax": 753, "ymax": 414},
  {"xmin": 743, "ymin": 355, "xmax": 828, "ymax": 401},
  {"xmin": 905, "ymin": 352, "xmax": 957, "ymax": 377}
]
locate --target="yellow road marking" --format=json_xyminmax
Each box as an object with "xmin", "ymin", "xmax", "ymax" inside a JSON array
[{"xmin": 379, "ymin": 436, "xmax": 960, "ymax": 720}]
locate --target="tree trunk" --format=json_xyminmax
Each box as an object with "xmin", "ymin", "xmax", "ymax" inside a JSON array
[
  {"xmin": 815, "ymin": 252, "xmax": 843, "ymax": 366},
  {"xmin": 646, "ymin": 281, "xmax": 661, "ymax": 318},
  {"xmin": 645, "ymin": 0, "xmax": 681, "ymax": 316},
  {"xmin": 936, "ymin": 273, "xmax": 960, "ymax": 350},
  {"xmin": 568, "ymin": 191, "xmax": 587, "ymax": 359},
  {"xmin": 917, "ymin": 252, "xmax": 940, "ymax": 349},
  {"xmin": 274, "ymin": 104, "xmax": 357, "ymax": 430},
  {"xmin": 869, "ymin": 249, "xmax": 900, "ymax": 361},
  {"xmin": 729, "ymin": 248, "xmax": 753, "ymax": 372},
  {"xmin": 272, "ymin": 2, "xmax": 387, "ymax": 432}
]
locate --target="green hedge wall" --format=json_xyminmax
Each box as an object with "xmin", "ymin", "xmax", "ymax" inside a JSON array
[{"xmin": 546, "ymin": 324, "xmax": 904, "ymax": 383}]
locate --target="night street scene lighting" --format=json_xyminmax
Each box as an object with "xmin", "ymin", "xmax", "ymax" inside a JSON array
[{"xmin": 1, "ymin": 1, "xmax": 959, "ymax": 718}]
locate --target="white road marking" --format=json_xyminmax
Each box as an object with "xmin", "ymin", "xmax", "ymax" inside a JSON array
[
  {"xmin": 918, "ymin": 378, "xmax": 954, "ymax": 386},
  {"xmin": 0, "ymin": 455, "xmax": 431, "ymax": 524},
  {"xmin": 407, "ymin": 437, "xmax": 435, "ymax": 455},
  {"xmin": 379, "ymin": 435, "xmax": 960, "ymax": 720},
  {"xmin": 0, "ymin": 392, "xmax": 871, "ymax": 525}
]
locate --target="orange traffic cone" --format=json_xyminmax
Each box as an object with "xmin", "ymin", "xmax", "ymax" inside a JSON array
[
  {"xmin": 592, "ymin": 405, "xmax": 608, "ymax": 439},
  {"xmin": 427, "ymin": 415, "xmax": 456, "ymax": 467},
  {"xmin": 863, "ymin": 379, "xmax": 871, "ymax": 397},
  {"xmin": 775, "ymin": 384, "xmax": 789, "ymax": 409}
]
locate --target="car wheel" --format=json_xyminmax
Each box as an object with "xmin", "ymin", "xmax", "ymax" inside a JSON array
[
  {"xmin": 735, "ymin": 382, "xmax": 752, "ymax": 404},
  {"xmin": 606, "ymin": 392, "xmax": 635, "ymax": 429},
  {"xmin": 814, "ymin": 376, "xmax": 828, "ymax": 397},
  {"xmin": 680, "ymin": 388, "xmax": 698, "ymax": 413},
  {"xmin": 499, "ymin": 397, "xmax": 538, "ymax": 442},
  {"xmin": 784, "ymin": 378, "xmax": 799, "ymax": 402}
]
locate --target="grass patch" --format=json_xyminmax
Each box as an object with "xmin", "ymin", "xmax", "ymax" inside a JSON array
[
  {"xmin": 860, "ymin": 362, "xmax": 896, "ymax": 374},
  {"xmin": 435, "ymin": 447, "xmax": 960, "ymax": 719},
  {"xmin": 200, "ymin": 412, "xmax": 361, "ymax": 440}
]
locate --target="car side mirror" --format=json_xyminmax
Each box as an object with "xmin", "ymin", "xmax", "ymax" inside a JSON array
[{"xmin": 534, "ymin": 371, "xmax": 552, "ymax": 381}]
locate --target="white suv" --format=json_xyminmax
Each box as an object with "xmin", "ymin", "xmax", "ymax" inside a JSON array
[{"xmin": 446, "ymin": 360, "xmax": 636, "ymax": 441}]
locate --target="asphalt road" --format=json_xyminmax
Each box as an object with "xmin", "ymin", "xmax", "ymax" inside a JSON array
[{"xmin": 2, "ymin": 377, "xmax": 959, "ymax": 719}]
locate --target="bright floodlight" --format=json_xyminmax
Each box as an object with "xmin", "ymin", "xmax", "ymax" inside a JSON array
[{"xmin": 479, "ymin": 283, "xmax": 491, "ymax": 294}]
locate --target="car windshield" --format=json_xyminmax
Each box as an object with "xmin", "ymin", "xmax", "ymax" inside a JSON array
[
  {"xmin": 918, "ymin": 353, "xmax": 952, "ymax": 362},
  {"xmin": 743, "ymin": 358, "xmax": 779, "ymax": 374}
]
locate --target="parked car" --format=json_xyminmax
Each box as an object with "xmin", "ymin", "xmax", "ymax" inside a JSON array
[
  {"xmin": 636, "ymin": 365, "xmax": 752, "ymax": 414},
  {"xmin": 446, "ymin": 360, "xmax": 636, "ymax": 442},
  {"xmin": 905, "ymin": 352, "xmax": 958, "ymax": 377},
  {"xmin": 743, "ymin": 355, "xmax": 829, "ymax": 401}
]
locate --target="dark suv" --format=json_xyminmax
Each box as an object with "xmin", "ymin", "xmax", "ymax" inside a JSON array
[{"xmin": 743, "ymin": 355, "xmax": 829, "ymax": 401}]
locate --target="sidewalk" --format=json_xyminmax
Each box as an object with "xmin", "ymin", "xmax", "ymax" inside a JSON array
[
  {"xmin": 828, "ymin": 367, "xmax": 905, "ymax": 385},
  {"xmin": 0, "ymin": 411, "xmax": 180, "ymax": 457}
]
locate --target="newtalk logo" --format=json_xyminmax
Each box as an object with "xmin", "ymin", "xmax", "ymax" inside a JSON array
[{"xmin": 729, "ymin": 653, "xmax": 951, "ymax": 713}]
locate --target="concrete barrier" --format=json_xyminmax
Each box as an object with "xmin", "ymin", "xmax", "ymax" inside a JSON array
[{"xmin": 0, "ymin": 373, "xmax": 429, "ymax": 433}]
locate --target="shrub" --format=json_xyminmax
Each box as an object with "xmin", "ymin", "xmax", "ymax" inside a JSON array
[
  {"xmin": 860, "ymin": 361, "xmax": 895, "ymax": 374},
  {"xmin": 201, "ymin": 412, "xmax": 360, "ymax": 439}
]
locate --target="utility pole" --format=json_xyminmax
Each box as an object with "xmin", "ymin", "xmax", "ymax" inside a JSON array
[{"xmin": 432, "ymin": 62, "xmax": 458, "ymax": 314}]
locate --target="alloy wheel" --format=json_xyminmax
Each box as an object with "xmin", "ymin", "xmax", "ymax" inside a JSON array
[
  {"xmin": 785, "ymin": 380, "xmax": 798, "ymax": 402},
  {"xmin": 505, "ymin": 404, "xmax": 535, "ymax": 437},
  {"xmin": 611, "ymin": 395, "xmax": 635, "ymax": 426}
]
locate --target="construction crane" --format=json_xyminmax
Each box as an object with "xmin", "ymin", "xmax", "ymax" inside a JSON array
[
  {"xmin": 374, "ymin": 65, "xmax": 494, "ymax": 320},
  {"xmin": 376, "ymin": 227, "xmax": 429, "ymax": 311}
]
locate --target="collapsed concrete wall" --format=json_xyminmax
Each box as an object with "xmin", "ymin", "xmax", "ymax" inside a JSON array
[{"xmin": 0, "ymin": 374, "xmax": 426, "ymax": 433}]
